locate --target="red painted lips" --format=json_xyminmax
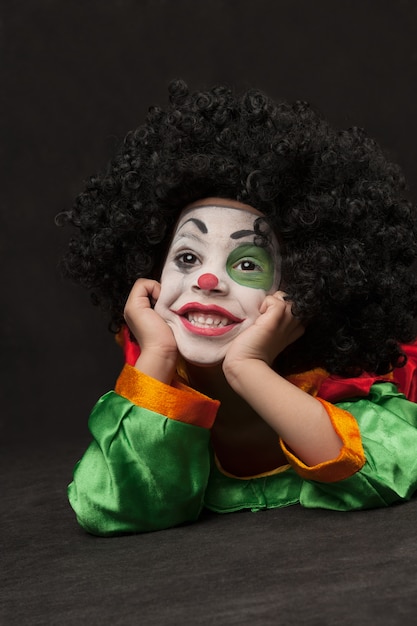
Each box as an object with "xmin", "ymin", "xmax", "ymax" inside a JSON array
[{"xmin": 173, "ymin": 302, "xmax": 244, "ymax": 336}]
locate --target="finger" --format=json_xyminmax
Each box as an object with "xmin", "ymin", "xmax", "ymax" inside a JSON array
[
  {"xmin": 259, "ymin": 293, "xmax": 288, "ymax": 315},
  {"xmin": 147, "ymin": 281, "xmax": 161, "ymax": 307},
  {"xmin": 272, "ymin": 290, "xmax": 288, "ymax": 301},
  {"xmin": 131, "ymin": 279, "xmax": 161, "ymax": 308}
]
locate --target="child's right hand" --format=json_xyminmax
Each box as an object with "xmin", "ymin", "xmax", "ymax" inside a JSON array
[{"xmin": 124, "ymin": 278, "xmax": 178, "ymax": 383}]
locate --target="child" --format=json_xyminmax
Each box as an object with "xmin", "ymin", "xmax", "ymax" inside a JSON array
[{"xmin": 60, "ymin": 80, "xmax": 417, "ymax": 536}]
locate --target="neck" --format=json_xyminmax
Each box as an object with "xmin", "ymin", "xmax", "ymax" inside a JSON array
[
  {"xmin": 184, "ymin": 361, "xmax": 257, "ymax": 427},
  {"xmin": 185, "ymin": 362, "xmax": 229, "ymax": 400},
  {"xmin": 184, "ymin": 361, "xmax": 288, "ymax": 476}
]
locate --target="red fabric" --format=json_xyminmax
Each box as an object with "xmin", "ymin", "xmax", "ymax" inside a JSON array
[
  {"xmin": 120, "ymin": 326, "xmax": 417, "ymax": 403},
  {"xmin": 393, "ymin": 342, "xmax": 417, "ymax": 402},
  {"xmin": 122, "ymin": 326, "xmax": 141, "ymax": 366},
  {"xmin": 319, "ymin": 373, "xmax": 392, "ymax": 403},
  {"xmin": 319, "ymin": 342, "xmax": 417, "ymax": 404}
]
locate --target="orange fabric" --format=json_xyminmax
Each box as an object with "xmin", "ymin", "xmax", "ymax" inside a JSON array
[
  {"xmin": 115, "ymin": 364, "xmax": 219, "ymax": 429},
  {"xmin": 115, "ymin": 327, "xmax": 373, "ymax": 480},
  {"xmin": 286, "ymin": 369, "xmax": 329, "ymax": 397},
  {"xmin": 280, "ymin": 397, "xmax": 365, "ymax": 482},
  {"xmin": 214, "ymin": 454, "xmax": 290, "ymax": 481},
  {"xmin": 117, "ymin": 326, "xmax": 417, "ymax": 401}
]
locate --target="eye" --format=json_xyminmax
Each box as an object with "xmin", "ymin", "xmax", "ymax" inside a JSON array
[
  {"xmin": 227, "ymin": 244, "xmax": 275, "ymax": 290},
  {"xmin": 233, "ymin": 259, "xmax": 263, "ymax": 272},
  {"xmin": 175, "ymin": 252, "xmax": 200, "ymax": 268}
]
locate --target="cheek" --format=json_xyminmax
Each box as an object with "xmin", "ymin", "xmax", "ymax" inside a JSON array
[
  {"xmin": 155, "ymin": 269, "xmax": 184, "ymax": 313},
  {"xmin": 234, "ymin": 285, "xmax": 266, "ymax": 317}
]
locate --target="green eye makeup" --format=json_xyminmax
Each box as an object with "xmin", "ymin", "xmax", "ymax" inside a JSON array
[{"xmin": 226, "ymin": 244, "xmax": 275, "ymax": 290}]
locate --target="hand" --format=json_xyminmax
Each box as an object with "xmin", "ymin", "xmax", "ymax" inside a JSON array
[
  {"xmin": 223, "ymin": 291, "xmax": 304, "ymax": 372},
  {"xmin": 221, "ymin": 294, "xmax": 342, "ymax": 467},
  {"xmin": 124, "ymin": 279, "xmax": 178, "ymax": 381}
]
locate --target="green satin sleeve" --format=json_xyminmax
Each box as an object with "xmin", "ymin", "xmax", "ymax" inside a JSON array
[
  {"xmin": 68, "ymin": 391, "xmax": 212, "ymax": 536},
  {"xmin": 299, "ymin": 382, "xmax": 417, "ymax": 510}
]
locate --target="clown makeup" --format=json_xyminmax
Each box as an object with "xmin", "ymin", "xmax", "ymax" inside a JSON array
[{"xmin": 154, "ymin": 198, "xmax": 281, "ymax": 366}]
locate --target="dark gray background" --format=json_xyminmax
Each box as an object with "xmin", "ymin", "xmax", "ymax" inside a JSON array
[
  {"xmin": 3, "ymin": 4, "xmax": 417, "ymax": 625},
  {"xmin": 2, "ymin": 0, "xmax": 417, "ymax": 442}
]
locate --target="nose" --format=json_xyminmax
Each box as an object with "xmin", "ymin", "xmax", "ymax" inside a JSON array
[
  {"xmin": 197, "ymin": 273, "xmax": 219, "ymax": 290},
  {"xmin": 194, "ymin": 271, "xmax": 229, "ymax": 294}
]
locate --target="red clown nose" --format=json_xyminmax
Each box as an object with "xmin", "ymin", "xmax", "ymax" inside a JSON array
[{"xmin": 198, "ymin": 273, "xmax": 219, "ymax": 290}]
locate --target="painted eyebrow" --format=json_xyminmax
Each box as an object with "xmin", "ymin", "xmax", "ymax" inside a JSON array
[
  {"xmin": 230, "ymin": 229, "xmax": 255, "ymax": 239},
  {"xmin": 177, "ymin": 218, "xmax": 208, "ymax": 234},
  {"xmin": 176, "ymin": 219, "xmax": 257, "ymax": 241}
]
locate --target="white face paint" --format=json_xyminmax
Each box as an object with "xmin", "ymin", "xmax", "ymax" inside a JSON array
[{"xmin": 154, "ymin": 198, "xmax": 281, "ymax": 366}]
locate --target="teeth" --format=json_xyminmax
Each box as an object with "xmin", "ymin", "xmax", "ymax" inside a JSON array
[{"xmin": 187, "ymin": 312, "xmax": 230, "ymax": 328}]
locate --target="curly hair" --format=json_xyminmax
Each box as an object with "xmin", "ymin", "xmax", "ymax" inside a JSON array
[{"xmin": 58, "ymin": 79, "xmax": 417, "ymax": 376}]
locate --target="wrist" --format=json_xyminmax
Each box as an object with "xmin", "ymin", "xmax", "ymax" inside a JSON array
[
  {"xmin": 223, "ymin": 356, "xmax": 269, "ymax": 393},
  {"xmin": 135, "ymin": 348, "xmax": 178, "ymax": 384}
]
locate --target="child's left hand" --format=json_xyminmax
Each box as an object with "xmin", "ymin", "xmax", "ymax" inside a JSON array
[
  {"xmin": 222, "ymin": 291, "xmax": 342, "ymax": 467},
  {"xmin": 223, "ymin": 291, "xmax": 304, "ymax": 371}
]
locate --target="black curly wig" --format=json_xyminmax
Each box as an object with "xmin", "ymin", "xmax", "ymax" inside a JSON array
[{"xmin": 58, "ymin": 79, "xmax": 417, "ymax": 376}]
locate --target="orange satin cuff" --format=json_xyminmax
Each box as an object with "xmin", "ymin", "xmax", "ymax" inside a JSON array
[
  {"xmin": 280, "ymin": 398, "xmax": 366, "ymax": 483},
  {"xmin": 115, "ymin": 364, "xmax": 219, "ymax": 429},
  {"xmin": 286, "ymin": 368, "xmax": 329, "ymax": 396}
]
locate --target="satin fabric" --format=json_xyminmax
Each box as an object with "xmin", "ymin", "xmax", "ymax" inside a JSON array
[
  {"xmin": 206, "ymin": 383, "xmax": 417, "ymax": 513},
  {"xmin": 69, "ymin": 381, "xmax": 417, "ymax": 535},
  {"xmin": 69, "ymin": 393, "xmax": 212, "ymax": 535},
  {"xmin": 118, "ymin": 326, "xmax": 417, "ymax": 402}
]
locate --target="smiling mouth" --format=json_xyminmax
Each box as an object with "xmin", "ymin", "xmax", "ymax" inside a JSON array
[
  {"xmin": 174, "ymin": 303, "xmax": 243, "ymax": 336},
  {"xmin": 187, "ymin": 312, "xmax": 231, "ymax": 329}
]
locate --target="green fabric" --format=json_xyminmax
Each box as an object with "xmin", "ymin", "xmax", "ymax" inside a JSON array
[
  {"xmin": 301, "ymin": 382, "xmax": 417, "ymax": 509},
  {"xmin": 68, "ymin": 392, "xmax": 211, "ymax": 535},
  {"xmin": 68, "ymin": 382, "xmax": 417, "ymax": 536}
]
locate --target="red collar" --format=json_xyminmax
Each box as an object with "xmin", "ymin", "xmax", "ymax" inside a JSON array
[{"xmin": 117, "ymin": 327, "xmax": 417, "ymax": 402}]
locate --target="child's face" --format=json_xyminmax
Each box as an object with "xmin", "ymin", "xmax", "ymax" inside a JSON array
[{"xmin": 154, "ymin": 198, "xmax": 281, "ymax": 366}]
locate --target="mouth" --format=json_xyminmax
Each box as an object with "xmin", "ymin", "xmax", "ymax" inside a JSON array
[{"xmin": 173, "ymin": 303, "xmax": 244, "ymax": 336}]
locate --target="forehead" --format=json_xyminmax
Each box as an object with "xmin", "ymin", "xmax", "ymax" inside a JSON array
[{"xmin": 174, "ymin": 204, "xmax": 263, "ymax": 237}]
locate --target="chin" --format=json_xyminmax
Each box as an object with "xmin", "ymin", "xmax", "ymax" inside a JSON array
[
  {"xmin": 172, "ymin": 330, "xmax": 228, "ymax": 368},
  {"xmin": 185, "ymin": 359, "xmax": 224, "ymax": 368},
  {"xmin": 179, "ymin": 351, "xmax": 225, "ymax": 368}
]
